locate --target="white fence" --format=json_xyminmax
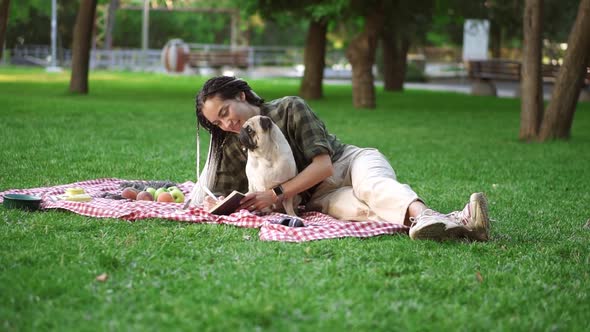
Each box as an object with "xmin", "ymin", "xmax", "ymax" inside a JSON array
[
  {"xmin": 10, "ymin": 44, "xmax": 350, "ymax": 73},
  {"xmin": 90, "ymin": 49, "xmax": 163, "ymax": 71},
  {"xmin": 11, "ymin": 45, "xmax": 164, "ymax": 71},
  {"xmin": 11, "ymin": 44, "xmax": 72, "ymax": 66}
]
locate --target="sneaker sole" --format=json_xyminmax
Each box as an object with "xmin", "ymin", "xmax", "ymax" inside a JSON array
[
  {"xmin": 469, "ymin": 193, "xmax": 490, "ymax": 241},
  {"xmin": 409, "ymin": 221, "xmax": 468, "ymax": 241}
]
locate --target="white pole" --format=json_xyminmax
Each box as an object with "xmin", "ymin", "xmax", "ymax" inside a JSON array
[
  {"xmin": 47, "ymin": 0, "xmax": 61, "ymax": 72},
  {"xmin": 141, "ymin": 0, "xmax": 149, "ymax": 70}
]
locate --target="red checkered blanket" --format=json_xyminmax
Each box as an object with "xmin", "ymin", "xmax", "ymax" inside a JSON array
[{"xmin": 0, "ymin": 178, "xmax": 408, "ymax": 242}]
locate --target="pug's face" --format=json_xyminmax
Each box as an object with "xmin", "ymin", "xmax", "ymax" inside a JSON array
[{"xmin": 239, "ymin": 115, "xmax": 273, "ymax": 151}]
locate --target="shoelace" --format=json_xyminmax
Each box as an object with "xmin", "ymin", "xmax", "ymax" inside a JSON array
[
  {"xmin": 446, "ymin": 211, "xmax": 463, "ymax": 224},
  {"xmin": 446, "ymin": 206, "xmax": 471, "ymax": 226},
  {"xmin": 410, "ymin": 209, "xmax": 455, "ymax": 227}
]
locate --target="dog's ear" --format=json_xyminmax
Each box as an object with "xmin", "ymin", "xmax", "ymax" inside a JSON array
[{"xmin": 260, "ymin": 116, "xmax": 273, "ymax": 132}]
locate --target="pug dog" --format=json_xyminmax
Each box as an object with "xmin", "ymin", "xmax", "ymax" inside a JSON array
[{"xmin": 238, "ymin": 115, "xmax": 301, "ymax": 216}]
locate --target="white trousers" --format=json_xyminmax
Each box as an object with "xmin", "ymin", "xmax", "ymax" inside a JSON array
[{"xmin": 306, "ymin": 145, "xmax": 420, "ymax": 225}]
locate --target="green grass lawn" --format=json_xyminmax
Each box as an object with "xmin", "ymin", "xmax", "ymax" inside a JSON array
[{"xmin": 1, "ymin": 67, "xmax": 589, "ymax": 331}]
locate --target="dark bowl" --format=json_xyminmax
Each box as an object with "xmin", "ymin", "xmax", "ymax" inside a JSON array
[{"xmin": 2, "ymin": 194, "xmax": 42, "ymax": 211}]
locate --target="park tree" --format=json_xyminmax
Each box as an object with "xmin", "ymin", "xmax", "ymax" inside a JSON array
[
  {"xmin": 429, "ymin": 1, "xmax": 522, "ymax": 58},
  {"xmin": 481, "ymin": 1, "xmax": 521, "ymax": 58},
  {"xmin": 381, "ymin": 0, "xmax": 434, "ymax": 91},
  {"xmin": 111, "ymin": 3, "xmax": 238, "ymax": 48},
  {"xmin": 243, "ymin": 0, "xmax": 339, "ymax": 100},
  {"xmin": 10, "ymin": 1, "xmax": 71, "ymax": 45},
  {"xmin": 4, "ymin": 0, "xmax": 80, "ymax": 64},
  {"xmin": 0, "ymin": 0, "xmax": 10, "ymax": 60},
  {"xmin": 103, "ymin": 0, "xmax": 119, "ymax": 50},
  {"xmin": 478, "ymin": 0, "xmax": 572, "ymax": 58},
  {"xmin": 538, "ymin": 0, "xmax": 590, "ymax": 140},
  {"xmin": 520, "ymin": 0, "xmax": 590, "ymax": 141},
  {"xmin": 519, "ymin": 0, "xmax": 543, "ymax": 140},
  {"xmin": 250, "ymin": 0, "xmax": 327, "ymax": 100},
  {"xmin": 69, "ymin": 0, "xmax": 97, "ymax": 94},
  {"xmin": 430, "ymin": 0, "xmax": 576, "ymax": 58},
  {"xmin": 251, "ymin": 0, "xmax": 388, "ymax": 107},
  {"xmin": 297, "ymin": 0, "xmax": 350, "ymax": 100},
  {"xmin": 300, "ymin": 17, "xmax": 328, "ymax": 99},
  {"xmin": 345, "ymin": 0, "xmax": 384, "ymax": 108}
]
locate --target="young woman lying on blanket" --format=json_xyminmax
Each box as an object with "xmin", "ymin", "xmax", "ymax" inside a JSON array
[{"xmin": 187, "ymin": 76, "xmax": 490, "ymax": 242}]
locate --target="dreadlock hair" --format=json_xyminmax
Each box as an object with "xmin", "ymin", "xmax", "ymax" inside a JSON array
[
  {"xmin": 196, "ymin": 76, "xmax": 264, "ymax": 134},
  {"xmin": 189, "ymin": 76, "xmax": 264, "ymax": 205},
  {"xmin": 195, "ymin": 75, "xmax": 264, "ymax": 170}
]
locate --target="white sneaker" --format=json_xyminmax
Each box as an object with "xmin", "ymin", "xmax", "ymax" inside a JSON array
[
  {"xmin": 409, "ymin": 193, "xmax": 491, "ymax": 242},
  {"xmin": 447, "ymin": 193, "xmax": 490, "ymax": 241},
  {"xmin": 409, "ymin": 209, "xmax": 470, "ymax": 241}
]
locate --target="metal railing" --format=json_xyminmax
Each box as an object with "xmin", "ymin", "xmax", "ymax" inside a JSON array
[
  {"xmin": 90, "ymin": 49, "xmax": 163, "ymax": 71},
  {"xmin": 10, "ymin": 45, "xmax": 165, "ymax": 71},
  {"xmin": 11, "ymin": 44, "xmax": 72, "ymax": 67},
  {"xmin": 10, "ymin": 44, "xmax": 352, "ymax": 72}
]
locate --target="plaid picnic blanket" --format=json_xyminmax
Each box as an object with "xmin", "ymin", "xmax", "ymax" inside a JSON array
[{"xmin": 0, "ymin": 178, "xmax": 409, "ymax": 242}]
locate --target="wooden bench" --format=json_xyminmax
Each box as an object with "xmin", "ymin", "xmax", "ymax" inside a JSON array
[
  {"xmin": 187, "ymin": 50, "xmax": 249, "ymax": 69},
  {"xmin": 468, "ymin": 59, "xmax": 521, "ymax": 82},
  {"xmin": 468, "ymin": 59, "xmax": 590, "ymax": 97}
]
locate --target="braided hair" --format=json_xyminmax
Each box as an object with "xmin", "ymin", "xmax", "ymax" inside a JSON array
[
  {"xmin": 190, "ymin": 76, "xmax": 264, "ymax": 205},
  {"xmin": 196, "ymin": 76, "xmax": 264, "ymax": 134}
]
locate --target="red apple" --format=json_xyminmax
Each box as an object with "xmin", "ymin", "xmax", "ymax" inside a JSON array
[
  {"xmin": 157, "ymin": 192, "xmax": 174, "ymax": 203},
  {"xmin": 136, "ymin": 191, "xmax": 154, "ymax": 201},
  {"xmin": 154, "ymin": 188, "xmax": 167, "ymax": 200},
  {"xmin": 121, "ymin": 187, "xmax": 139, "ymax": 200}
]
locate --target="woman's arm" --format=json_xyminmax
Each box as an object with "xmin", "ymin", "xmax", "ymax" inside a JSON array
[
  {"xmin": 239, "ymin": 153, "xmax": 333, "ymax": 211},
  {"xmin": 281, "ymin": 153, "xmax": 333, "ymax": 199}
]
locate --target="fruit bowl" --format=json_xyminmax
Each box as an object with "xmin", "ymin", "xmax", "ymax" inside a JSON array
[{"xmin": 2, "ymin": 194, "xmax": 42, "ymax": 211}]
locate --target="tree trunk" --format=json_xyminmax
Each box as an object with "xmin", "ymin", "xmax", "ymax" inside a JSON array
[
  {"xmin": 346, "ymin": 7, "xmax": 384, "ymax": 109},
  {"xmin": 299, "ymin": 18, "xmax": 327, "ymax": 100},
  {"xmin": 382, "ymin": 31, "xmax": 409, "ymax": 91},
  {"xmin": 519, "ymin": 0, "xmax": 544, "ymax": 141},
  {"xmin": 539, "ymin": 0, "xmax": 590, "ymax": 140},
  {"xmin": 0, "ymin": 0, "xmax": 10, "ymax": 60},
  {"xmin": 104, "ymin": 0, "xmax": 119, "ymax": 50},
  {"xmin": 490, "ymin": 21, "xmax": 502, "ymax": 59},
  {"xmin": 70, "ymin": 0, "xmax": 98, "ymax": 94}
]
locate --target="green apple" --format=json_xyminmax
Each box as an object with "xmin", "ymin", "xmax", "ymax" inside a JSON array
[
  {"xmin": 169, "ymin": 188, "xmax": 185, "ymax": 203},
  {"xmin": 154, "ymin": 188, "xmax": 167, "ymax": 200},
  {"xmin": 146, "ymin": 187, "xmax": 157, "ymax": 200},
  {"xmin": 167, "ymin": 186, "xmax": 179, "ymax": 192}
]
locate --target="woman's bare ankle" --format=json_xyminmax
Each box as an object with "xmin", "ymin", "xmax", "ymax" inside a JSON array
[{"xmin": 404, "ymin": 201, "xmax": 429, "ymax": 226}]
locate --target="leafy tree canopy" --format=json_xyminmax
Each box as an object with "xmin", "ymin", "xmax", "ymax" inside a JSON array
[{"xmin": 428, "ymin": 0, "xmax": 579, "ymax": 47}]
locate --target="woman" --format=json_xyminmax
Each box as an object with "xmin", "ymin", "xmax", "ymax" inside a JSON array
[{"xmin": 188, "ymin": 76, "xmax": 490, "ymax": 242}]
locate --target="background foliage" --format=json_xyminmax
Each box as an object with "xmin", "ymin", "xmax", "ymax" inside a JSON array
[
  {"xmin": 1, "ymin": 68, "xmax": 589, "ymax": 331},
  {"xmin": 5, "ymin": 0, "xmax": 580, "ymax": 52},
  {"xmin": 5, "ymin": 0, "xmax": 309, "ymax": 49}
]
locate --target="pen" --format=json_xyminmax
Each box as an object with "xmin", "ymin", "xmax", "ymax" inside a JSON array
[
  {"xmin": 181, "ymin": 183, "xmax": 219, "ymax": 210},
  {"xmin": 201, "ymin": 183, "xmax": 219, "ymax": 202}
]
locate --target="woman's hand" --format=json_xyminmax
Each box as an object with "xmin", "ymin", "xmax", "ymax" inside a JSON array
[
  {"xmin": 203, "ymin": 195, "xmax": 223, "ymax": 210},
  {"xmin": 237, "ymin": 154, "xmax": 334, "ymax": 212},
  {"xmin": 239, "ymin": 190, "xmax": 277, "ymax": 212}
]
